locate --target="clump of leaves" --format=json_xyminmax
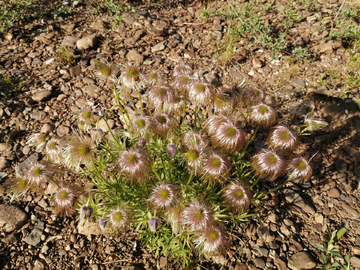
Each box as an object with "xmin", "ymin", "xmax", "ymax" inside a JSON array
[
  {"xmin": 314, "ymin": 227, "xmax": 350, "ymax": 270},
  {"xmin": 55, "ymin": 46, "xmax": 78, "ymax": 65}
]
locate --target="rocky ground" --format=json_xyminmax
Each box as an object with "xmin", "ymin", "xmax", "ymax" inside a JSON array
[{"xmin": 1, "ymin": 0, "xmax": 360, "ymax": 269}]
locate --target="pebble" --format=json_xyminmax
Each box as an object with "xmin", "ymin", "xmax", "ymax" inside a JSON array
[
  {"xmin": 62, "ymin": 36, "xmax": 79, "ymax": 48},
  {"xmin": 284, "ymin": 189, "xmax": 316, "ymax": 215},
  {"xmin": 30, "ymin": 111, "xmax": 47, "ymax": 120},
  {"xmin": 0, "ymin": 205, "xmax": 28, "ymax": 232},
  {"xmin": 151, "ymin": 41, "xmax": 166, "ymax": 52},
  {"xmin": 253, "ymin": 257, "xmax": 266, "ymax": 268},
  {"xmin": 350, "ymin": 256, "xmax": 360, "ymax": 268},
  {"xmin": 33, "ymin": 259, "xmax": 46, "ymax": 270},
  {"xmin": 98, "ymin": 119, "xmax": 115, "ymax": 132},
  {"xmin": 32, "ymin": 90, "xmax": 52, "ymax": 102},
  {"xmin": 328, "ymin": 188, "xmax": 340, "ymax": 198},
  {"xmin": 40, "ymin": 123, "xmax": 54, "ymax": 134},
  {"xmin": 70, "ymin": 66, "xmax": 81, "ymax": 77},
  {"xmin": 77, "ymin": 34, "xmax": 97, "ymax": 50},
  {"xmin": 56, "ymin": 125, "xmax": 70, "ymax": 136},
  {"xmin": 0, "ymin": 157, "xmax": 10, "ymax": 170},
  {"xmin": 127, "ymin": 50, "xmax": 144, "ymax": 63},
  {"xmin": 288, "ymin": 251, "xmax": 317, "ymax": 270},
  {"xmin": 83, "ymin": 84, "xmax": 101, "ymax": 95}
]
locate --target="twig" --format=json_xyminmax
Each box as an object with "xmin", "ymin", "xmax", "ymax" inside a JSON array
[{"xmin": 334, "ymin": 0, "xmax": 346, "ymax": 21}]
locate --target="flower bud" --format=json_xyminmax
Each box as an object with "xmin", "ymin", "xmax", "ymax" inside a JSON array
[
  {"xmin": 149, "ymin": 217, "xmax": 159, "ymax": 232},
  {"xmin": 138, "ymin": 138, "xmax": 147, "ymax": 148},
  {"xmin": 166, "ymin": 144, "xmax": 176, "ymax": 159},
  {"xmin": 99, "ymin": 218, "xmax": 107, "ymax": 230},
  {"xmin": 80, "ymin": 205, "xmax": 93, "ymax": 225}
]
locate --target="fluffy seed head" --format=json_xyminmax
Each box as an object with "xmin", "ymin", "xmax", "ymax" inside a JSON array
[
  {"xmin": 222, "ymin": 182, "xmax": 253, "ymax": 213},
  {"xmin": 149, "ymin": 184, "xmax": 179, "ymax": 208},
  {"xmin": 244, "ymin": 87, "xmax": 265, "ymax": 105},
  {"xmin": 287, "ymin": 157, "xmax": 312, "ymax": 183},
  {"xmin": 188, "ymin": 80, "xmax": 212, "ymax": 106},
  {"xmin": 118, "ymin": 148, "xmax": 151, "ymax": 180},
  {"xmin": 54, "ymin": 186, "xmax": 77, "ymax": 214},
  {"xmin": 131, "ymin": 115, "xmax": 153, "ymax": 137},
  {"xmin": 266, "ymin": 125, "xmax": 299, "ymax": 154},
  {"xmin": 205, "ymin": 115, "xmax": 233, "ymax": 137},
  {"xmin": 182, "ymin": 201, "xmax": 214, "ymax": 231},
  {"xmin": 94, "ymin": 61, "xmax": 118, "ymax": 81},
  {"xmin": 143, "ymin": 69, "xmax": 163, "ymax": 86},
  {"xmin": 250, "ymin": 103, "xmax": 277, "ymax": 128},
  {"xmin": 175, "ymin": 74, "xmax": 193, "ymax": 90},
  {"xmin": 64, "ymin": 136, "xmax": 95, "ymax": 170},
  {"xmin": 120, "ymin": 64, "xmax": 140, "ymax": 89},
  {"xmin": 210, "ymin": 122, "xmax": 246, "ymax": 153},
  {"xmin": 109, "ymin": 208, "xmax": 129, "ymax": 228},
  {"xmin": 184, "ymin": 148, "xmax": 204, "ymax": 174},
  {"xmin": 152, "ymin": 113, "xmax": 177, "ymax": 137},
  {"xmin": 213, "ymin": 88, "xmax": 239, "ymax": 114},
  {"xmin": 3, "ymin": 178, "xmax": 29, "ymax": 196},
  {"xmin": 252, "ymin": 149, "xmax": 286, "ymax": 181},
  {"xmin": 78, "ymin": 109, "xmax": 95, "ymax": 131},
  {"xmin": 196, "ymin": 225, "xmax": 227, "ymax": 256},
  {"xmin": 203, "ymin": 152, "xmax": 232, "ymax": 181},
  {"xmin": 45, "ymin": 136, "xmax": 64, "ymax": 164},
  {"xmin": 181, "ymin": 131, "xmax": 208, "ymax": 150},
  {"xmin": 148, "ymin": 84, "xmax": 175, "ymax": 109},
  {"xmin": 173, "ymin": 63, "xmax": 193, "ymax": 76},
  {"xmin": 27, "ymin": 161, "xmax": 55, "ymax": 189},
  {"xmin": 27, "ymin": 133, "xmax": 47, "ymax": 151}
]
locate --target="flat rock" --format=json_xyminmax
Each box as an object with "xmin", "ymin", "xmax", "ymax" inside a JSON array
[
  {"xmin": 62, "ymin": 36, "xmax": 79, "ymax": 48},
  {"xmin": 40, "ymin": 123, "xmax": 54, "ymax": 134},
  {"xmin": 127, "ymin": 50, "xmax": 144, "ymax": 63},
  {"xmin": 234, "ymin": 263, "xmax": 248, "ymax": 270},
  {"xmin": 77, "ymin": 34, "xmax": 97, "ymax": 50},
  {"xmin": 328, "ymin": 188, "xmax": 340, "ymax": 198},
  {"xmin": 70, "ymin": 66, "xmax": 81, "ymax": 77},
  {"xmin": 0, "ymin": 157, "xmax": 10, "ymax": 170},
  {"xmin": 288, "ymin": 251, "xmax": 316, "ymax": 270},
  {"xmin": 83, "ymin": 84, "xmax": 101, "ymax": 95},
  {"xmin": 56, "ymin": 125, "xmax": 70, "ymax": 136},
  {"xmin": 32, "ymin": 90, "xmax": 52, "ymax": 102},
  {"xmin": 98, "ymin": 119, "xmax": 115, "ymax": 132},
  {"xmin": 33, "ymin": 259, "xmax": 47, "ymax": 270},
  {"xmin": 290, "ymin": 78, "xmax": 306, "ymax": 88},
  {"xmin": 77, "ymin": 221, "xmax": 110, "ymax": 239},
  {"xmin": 30, "ymin": 111, "xmax": 47, "ymax": 121},
  {"xmin": 0, "ymin": 205, "xmax": 28, "ymax": 232},
  {"xmin": 90, "ymin": 20, "xmax": 108, "ymax": 31},
  {"xmin": 284, "ymin": 189, "xmax": 316, "ymax": 215},
  {"xmin": 23, "ymin": 221, "xmax": 45, "ymax": 246},
  {"xmin": 151, "ymin": 41, "xmax": 166, "ymax": 52},
  {"xmin": 350, "ymin": 256, "xmax": 360, "ymax": 268}
]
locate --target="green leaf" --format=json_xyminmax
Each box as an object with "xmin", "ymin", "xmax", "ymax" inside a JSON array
[
  {"xmin": 336, "ymin": 228, "xmax": 346, "ymax": 240},
  {"xmin": 314, "ymin": 244, "xmax": 328, "ymax": 252},
  {"xmin": 321, "ymin": 253, "xmax": 328, "ymax": 264}
]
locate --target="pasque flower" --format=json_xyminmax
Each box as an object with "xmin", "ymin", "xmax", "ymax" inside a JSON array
[
  {"xmin": 205, "ymin": 115, "xmax": 233, "ymax": 137},
  {"xmin": 182, "ymin": 201, "xmax": 214, "ymax": 231},
  {"xmin": 196, "ymin": 224, "xmax": 227, "ymax": 256},
  {"xmin": 181, "ymin": 131, "xmax": 208, "ymax": 150},
  {"xmin": 250, "ymin": 103, "xmax": 277, "ymax": 128},
  {"xmin": 94, "ymin": 61, "xmax": 118, "ymax": 81},
  {"xmin": 63, "ymin": 136, "xmax": 96, "ymax": 170},
  {"xmin": 120, "ymin": 64, "xmax": 140, "ymax": 89},
  {"xmin": 252, "ymin": 149, "xmax": 286, "ymax": 181},
  {"xmin": 243, "ymin": 87, "xmax": 265, "ymax": 105},
  {"xmin": 173, "ymin": 63, "xmax": 193, "ymax": 76},
  {"xmin": 203, "ymin": 152, "xmax": 232, "ymax": 181},
  {"xmin": 210, "ymin": 122, "xmax": 246, "ymax": 153},
  {"xmin": 266, "ymin": 125, "xmax": 299, "ymax": 154},
  {"xmin": 149, "ymin": 217, "xmax": 159, "ymax": 232},
  {"xmin": 27, "ymin": 161, "xmax": 55, "ymax": 189},
  {"xmin": 149, "ymin": 184, "xmax": 179, "ymax": 208},
  {"xmin": 222, "ymin": 182, "xmax": 253, "ymax": 214},
  {"xmin": 118, "ymin": 148, "xmax": 152, "ymax": 180},
  {"xmin": 166, "ymin": 144, "xmax": 176, "ymax": 159},
  {"xmin": 188, "ymin": 80, "xmax": 212, "ymax": 106},
  {"xmin": 152, "ymin": 113, "xmax": 177, "ymax": 137},
  {"xmin": 148, "ymin": 84, "xmax": 175, "ymax": 109},
  {"xmin": 27, "ymin": 133, "xmax": 47, "ymax": 151},
  {"xmin": 45, "ymin": 136, "xmax": 64, "ymax": 164},
  {"xmin": 287, "ymin": 157, "xmax": 312, "ymax": 183},
  {"xmin": 79, "ymin": 205, "xmax": 94, "ymax": 225},
  {"xmin": 54, "ymin": 186, "xmax": 77, "ymax": 214},
  {"xmin": 109, "ymin": 208, "xmax": 130, "ymax": 228}
]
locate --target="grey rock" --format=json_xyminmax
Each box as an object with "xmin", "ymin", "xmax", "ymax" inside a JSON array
[
  {"xmin": 32, "ymin": 90, "xmax": 52, "ymax": 102},
  {"xmin": 258, "ymin": 247, "xmax": 269, "ymax": 256},
  {"xmin": 90, "ymin": 20, "xmax": 108, "ymax": 31},
  {"xmin": 0, "ymin": 157, "xmax": 10, "ymax": 170},
  {"xmin": 274, "ymin": 255, "xmax": 287, "ymax": 270},
  {"xmin": 125, "ymin": 29, "xmax": 144, "ymax": 44},
  {"xmin": 127, "ymin": 50, "xmax": 144, "ymax": 63},
  {"xmin": 15, "ymin": 153, "xmax": 39, "ymax": 178},
  {"xmin": 30, "ymin": 111, "xmax": 47, "ymax": 121},
  {"xmin": 23, "ymin": 221, "xmax": 45, "ymax": 246},
  {"xmin": 40, "ymin": 123, "xmax": 54, "ymax": 134},
  {"xmin": 290, "ymin": 78, "xmax": 306, "ymax": 88},
  {"xmin": 1, "ymin": 232, "xmax": 18, "ymax": 243},
  {"xmin": 56, "ymin": 125, "xmax": 70, "ymax": 136},
  {"xmin": 0, "ymin": 204, "xmax": 28, "ymax": 232},
  {"xmin": 70, "ymin": 66, "xmax": 81, "ymax": 77},
  {"xmin": 350, "ymin": 256, "xmax": 360, "ymax": 268},
  {"xmin": 77, "ymin": 34, "xmax": 97, "ymax": 50},
  {"xmin": 253, "ymin": 257, "xmax": 266, "ymax": 268},
  {"xmin": 151, "ymin": 41, "xmax": 166, "ymax": 52},
  {"xmin": 0, "ymin": 143, "xmax": 11, "ymax": 152},
  {"xmin": 288, "ymin": 251, "xmax": 316, "ymax": 270},
  {"xmin": 62, "ymin": 36, "xmax": 79, "ymax": 48}
]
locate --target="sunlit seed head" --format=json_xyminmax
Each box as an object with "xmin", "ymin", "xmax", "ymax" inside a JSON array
[
  {"xmin": 251, "ymin": 149, "xmax": 286, "ymax": 181},
  {"xmin": 243, "ymin": 87, "xmax": 265, "ymax": 105},
  {"xmin": 131, "ymin": 115, "xmax": 152, "ymax": 136},
  {"xmin": 152, "ymin": 113, "xmax": 177, "ymax": 137},
  {"xmin": 189, "ymin": 80, "xmax": 212, "ymax": 106},
  {"xmin": 213, "ymin": 88, "xmax": 239, "ymax": 114},
  {"xmin": 149, "ymin": 184, "xmax": 179, "ymax": 208},
  {"xmin": 266, "ymin": 125, "xmax": 299, "ymax": 154},
  {"xmin": 64, "ymin": 136, "xmax": 95, "ymax": 170},
  {"xmin": 205, "ymin": 115, "xmax": 233, "ymax": 136},
  {"xmin": 148, "ymin": 84, "xmax": 175, "ymax": 109},
  {"xmin": 287, "ymin": 157, "xmax": 313, "ymax": 183},
  {"xmin": 173, "ymin": 63, "xmax": 193, "ymax": 76},
  {"xmin": 222, "ymin": 181, "xmax": 253, "ymax": 214},
  {"xmin": 120, "ymin": 64, "xmax": 140, "ymax": 89},
  {"xmin": 195, "ymin": 225, "xmax": 227, "ymax": 256},
  {"xmin": 304, "ymin": 118, "xmax": 328, "ymax": 131},
  {"xmin": 118, "ymin": 148, "xmax": 151, "ymax": 180},
  {"xmin": 95, "ymin": 61, "xmax": 119, "ymax": 81},
  {"xmin": 54, "ymin": 186, "xmax": 77, "ymax": 214},
  {"xmin": 187, "ymin": 149, "xmax": 200, "ymax": 161},
  {"xmin": 250, "ymin": 103, "xmax": 277, "ymax": 128},
  {"xmin": 27, "ymin": 161, "xmax": 55, "ymax": 188},
  {"xmin": 181, "ymin": 131, "xmax": 208, "ymax": 150},
  {"xmin": 203, "ymin": 152, "xmax": 231, "ymax": 181},
  {"xmin": 27, "ymin": 133, "xmax": 47, "ymax": 150},
  {"xmin": 45, "ymin": 136, "xmax": 63, "ymax": 164},
  {"xmin": 182, "ymin": 201, "xmax": 214, "ymax": 231},
  {"xmin": 109, "ymin": 208, "xmax": 129, "ymax": 227},
  {"xmin": 210, "ymin": 122, "xmax": 246, "ymax": 153}
]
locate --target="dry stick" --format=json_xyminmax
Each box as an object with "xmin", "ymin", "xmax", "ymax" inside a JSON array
[{"xmin": 334, "ymin": 0, "xmax": 346, "ymax": 21}]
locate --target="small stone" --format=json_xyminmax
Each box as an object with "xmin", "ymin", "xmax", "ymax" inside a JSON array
[
  {"xmin": 105, "ymin": 245, "xmax": 115, "ymax": 254},
  {"xmin": 22, "ymin": 145, "xmax": 31, "ymax": 155},
  {"xmin": 0, "ymin": 143, "xmax": 11, "ymax": 152},
  {"xmin": 83, "ymin": 77, "xmax": 95, "ymax": 84},
  {"xmin": 69, "ymin": 66, "xmax": 81, "ymax": 77},
  {"xmin": 98, "ymin": 119, "xmax": 115, "ymax": 132},
  {"xmin": 77, "ymin": 34, "xmax": 97, "ymax": 50},
  {"xmin": 350, "ymin": 256, "xmax": 360, "ymax": 268},
  {"xmin": 127, "ymin": 50, "xmax": 144, "ymax": 63},
  {"xmin": 159, "ymin": 257, "xmax": 167, "ymax": 268},
  {"xmin": 314, "ymin": 213, "xmax": 324, "ymax": 224},
  {"xmin": 90, "ymin": 20, "xmax": 108, "ymax": 31},
  {"xmin": 83, "ymin": 85, "xmax": 101, "ymax": 95},
  {"xmin": 290, "ymin": 78, "xmax": 306, "ymax": 88},
  {"xmin": 252, "ymin": 58, "xmax": 262, "ymax": 68},
  {"xmin": 328, "ymin": 188, "xmax": 340, "ymax": 198},
  {"xmin": 274, "ymin": 255, "xmax": 287, "ymax": 270},
  {"xmin": 288, "ymin": 251, "xmax": 316, "ymax": 270},
  {"xmin": 0, "ymin": 205, "xmax": 28, "ymax": 232},
  {"xmin": 257, "ymin": 247, "xmax": 269, "ymax": 256},
  {"xmin": 253, "ymin": 257, "xmax": 266, "ymax": 268},
  {"xmin": 1, "ymin": 232, "xmax": 18, "ymax": 243},
  {"xmin": 33, "ymin": 259, "xmax": 47, "ymax": 270},
  {"xmin": 40, "ymin": 123, "xmax": 54, "ymax": 134},
  {"xmin": 234, "ymin": 263, "xmax": 248, "ymax": 270},
  {"xmin": 32, "ymin": 90, "xmax": 52, "ymax": 102},
  {"xmin": 151, "ymin": 41, "xmax": 166, "ymax": 52},
  {"xmin": 0, "ymin": 157, "xmax": 10, "ymax": 170},
  {"xmin": 30, "ymin": 111, "xmax": 47, "ymax": 120},
  {"xmin": 56, "ymin": 125, "xmax": 70, "ymax": 136},
  {"xmin": 62, "ymin": 36, "xmax": 79, "ymax": 48}
]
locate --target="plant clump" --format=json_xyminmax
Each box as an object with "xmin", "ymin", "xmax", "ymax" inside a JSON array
[{"xmin": 13, "ymin": 61, "xmax": 314, "ymax": 266}]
